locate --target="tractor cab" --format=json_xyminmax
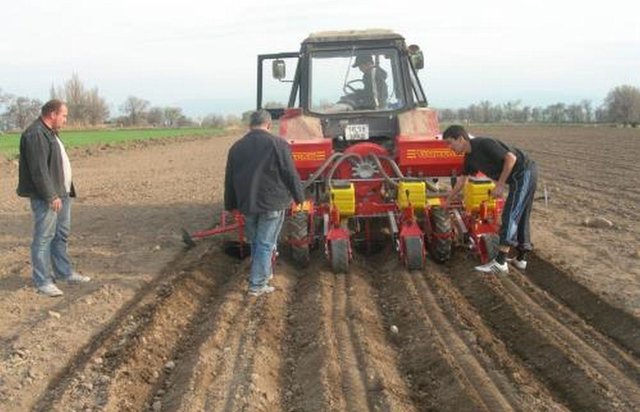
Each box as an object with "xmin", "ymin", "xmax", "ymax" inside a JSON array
[{"xmin": 257, "ymin": 30, "xmax": 429, "ymax": 152}]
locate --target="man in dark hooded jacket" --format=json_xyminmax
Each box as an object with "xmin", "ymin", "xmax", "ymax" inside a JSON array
[{"xmin": 224, "ymin": 110, "xmax": 304, "ymax": 296}]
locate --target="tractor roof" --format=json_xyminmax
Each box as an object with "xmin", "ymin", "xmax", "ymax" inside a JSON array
[{"xmin": 303, "ymin": 29, "xmax": 404, "ymax": 45}]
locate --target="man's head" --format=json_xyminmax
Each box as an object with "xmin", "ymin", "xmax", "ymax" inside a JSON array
[
  {"xmin": 41, "ymin": 99, "xmax": 68, "ymax": 131},
  {"xmin": 442, "ymin": 125, "xmax": 471, "ymax": 154},
  {"xmin": 249, "ymin": 109, "xmax": 272, "ymax": 130},
  {"xmin": 353, "ymin": 54, "xmax": 374, "ymax": 71}
]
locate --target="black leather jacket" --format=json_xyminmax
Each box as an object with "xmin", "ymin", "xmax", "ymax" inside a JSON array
[
  {"xmin": 224, "ymin": 129, "xmax": 304, "ymax": 214},
  {"xmin": 16, "ymin": 118, "xmax": 75, "ymax": 201}
]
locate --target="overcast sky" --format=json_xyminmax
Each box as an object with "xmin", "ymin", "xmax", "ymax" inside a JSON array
[{"xmin": 1, "ymin": 0, "xmax": 638, "ymax": 117}]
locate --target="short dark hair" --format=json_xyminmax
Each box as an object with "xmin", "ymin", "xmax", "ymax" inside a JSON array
[
  {"xmin": 249, "ymin": 109, "xmax": 272, "ymax": 128},
  {"xmin": 442, "ymin": 125, "xmax": 470, "ymax": 141},
  {"xmin": 352, "ymin": 54, "xmax": 373, "ymax": 68},
  {"xmin": 41, "ymin": 99, "xmax": 66, "ymax": 117}
]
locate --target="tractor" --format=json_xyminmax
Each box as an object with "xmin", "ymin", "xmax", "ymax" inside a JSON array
[
  {"xmin": 253, "ymin": 29, "xmax": 503, "ymax": 272},
  {"xmin": 183, "ymin": 29, "xmax": 502, "ymax": 272}
]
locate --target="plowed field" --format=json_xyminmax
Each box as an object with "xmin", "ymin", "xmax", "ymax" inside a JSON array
[{"xmin": 1, "ymin": 125, "xmax": 639, "ymax": 411}]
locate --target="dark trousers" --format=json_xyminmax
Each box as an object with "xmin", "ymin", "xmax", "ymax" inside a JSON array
[{"xmin": 499, "ymin": 162, "xmax": 538, "ymax": 252}]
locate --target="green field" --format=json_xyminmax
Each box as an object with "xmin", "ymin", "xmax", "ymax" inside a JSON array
[{"xmin": 0, "ymin": 127, "xmax": 227, "ymax": 158}]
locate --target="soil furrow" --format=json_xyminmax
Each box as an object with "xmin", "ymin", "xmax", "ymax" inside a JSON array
[
  {"xmin": 495, "ymin": 273, "xmax": 640, "ymax": 408},
  {"xmin": 344, "ymin": 263, "xmax": 418, "ymax": 411},
  {"xmin": 408, "ymin": 270, "xmax": 515, "ymax": 411},
  {"xmin": 425, "ymin": 268, "xmax": 568, "ymax": 411},
  {"xmin": 282, "ymin": 259, "xmax": 335, "ymax": 411},
  {"xmin": 369, "ymin": 259, "xmax": 485, "ymax": 410},
  {"xmin": 525, "ymin": 255, "xmax": 640, "ymax": 356},
  {"xmin": 447, "ymin": 263, "xmax": 635, "ymax": 411},
  {"xmin": 159, "ymin": 266, "xmax": 255, "ymax": 411},
  {"xmin": 329, "ymin": 273, "xmax": 371, "ymax": 411}
]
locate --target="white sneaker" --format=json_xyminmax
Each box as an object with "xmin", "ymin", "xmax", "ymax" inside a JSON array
[
  {"xmin": 67, "ymin": 272, "xmax": 91, "ymax": 283},
  {"xmin": 248, "ymin": 285, "xmax": 275, "ymax": 297},
  {"xmin": 507, "ymin": 258, "xmax": 527, "ymax": 270},
  {"xmin": 38, "ymin": 283, "xmax": 64, "ymax": 297},
  {"xmin": 474, "ymin": 259, "xmax": 509, "ymax": 274}
]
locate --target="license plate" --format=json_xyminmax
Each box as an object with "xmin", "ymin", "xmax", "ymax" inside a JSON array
[{"xmin": 345, "ymin": 124, "xmax": 369, "ymax": 140}]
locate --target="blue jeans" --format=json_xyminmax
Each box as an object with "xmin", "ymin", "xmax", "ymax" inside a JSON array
[
  {"xmin": 30, "ymin": 196, "xmax": 74, "ymax": 287},
  {"xmin": 500, "ymin": 162, "xmax": 538, "ymax": 252},
  {"xmin": 244, "ymin": 210, "xmax": 285, "ymax": 290}
]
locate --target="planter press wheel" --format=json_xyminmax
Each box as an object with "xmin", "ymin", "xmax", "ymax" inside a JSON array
[
  {"xmin": 404, "ymin": 236, "xmax": 425, "ymax": 271},
  {"xmin": 480, "ymin": 233, "xmax": 500, "ymax": 263},
  {"xmin": 426, "ymin": 207, "xmax": 452, "ymax": 263},
  {"xmin": 330, "ymin": 238, "xmax": 350, "ymax": 274},
  {"xmin": 286, "ymin": 211, "xmax": 310, "ymax": 268}
]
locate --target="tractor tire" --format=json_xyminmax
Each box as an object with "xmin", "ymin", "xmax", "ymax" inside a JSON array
[
  {"xmin": 285, "ymin": 211, "xmax": 310, "ymax": 268},
  {"xmin": 330, "ymin": 238, "xmax": 350, "ymax": 274},
  {"xmin": 481, "ymin": 233, "xmax": 500, "ymax": 262},
  {"xmin": 427, "ymin": 207, "xmax": 452, "ymax": 263},
  {"xmin": 404, "ymin": 236, "xmax": 425, "ymax": 271}
]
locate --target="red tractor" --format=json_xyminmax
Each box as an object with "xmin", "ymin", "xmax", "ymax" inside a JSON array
[
  {"xmin": 184, "ymin": 29, "xmax": 502, "ymax": 272},
  {"xmin": 253, "ymin": 29, "xmax": 503, "ymax": 272}
]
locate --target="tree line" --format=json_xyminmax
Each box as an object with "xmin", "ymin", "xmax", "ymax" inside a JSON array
[
  {"xmin": 0, "ymin": 74, "xmax": 241, "ymax": 132},
  {"xmin": 437, "ymin": 85, "xmax": 640, "ymax": 127},
  {"xmin": 1, "ymin": 75, "xmax": 639, "ymax": 132}
]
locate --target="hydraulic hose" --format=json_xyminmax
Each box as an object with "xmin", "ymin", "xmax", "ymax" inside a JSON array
[
  {"xmin": 327, "ymin": 152, "xmax": 363, "ymax": 190},
  {"xmin": 303, "ymin": 151, "xmax": 344, "ymax": 189}
]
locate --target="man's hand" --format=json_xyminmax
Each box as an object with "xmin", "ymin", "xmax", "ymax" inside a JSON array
[
  {"xmin": 50, "ymin": 198, "xmax": 62, "ymax": 212},
  {"xmin": 491, "ymin": 182, "xmax": 506, "ymax": 198}
]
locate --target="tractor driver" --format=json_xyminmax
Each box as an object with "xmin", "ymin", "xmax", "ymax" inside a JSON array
[
  {"xmin": 353, "ymin": 54, "xmax": 388, "ymax": 109},
  {"xmin": 443, "ymin": 125, "xmax": 538, "ymax": 274}
]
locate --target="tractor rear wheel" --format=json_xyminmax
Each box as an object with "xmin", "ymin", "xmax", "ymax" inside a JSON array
[
  {"xmin": 285, "ymin": 211, "xmax": 310, "ymax": 268},
  {"xmin": 330, "ymin": 238, "xmax": 350, "ymax": 273},
  {"xmin": 404, "ymin": 236, "xmax": 425, "ymax": 271},
  {"xmin": 427, "ymin": 207, "xmax": 452, "ymax": 263}
]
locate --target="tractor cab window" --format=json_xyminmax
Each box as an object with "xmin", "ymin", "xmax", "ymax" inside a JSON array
[{"xmin": 309, "ymin": 48, "xmax": 405, "ymax": 114}]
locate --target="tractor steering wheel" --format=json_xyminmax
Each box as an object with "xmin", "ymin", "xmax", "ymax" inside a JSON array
[{"xmin": 343, "ymin": 79, "xmax": 365, "ymax": 94}]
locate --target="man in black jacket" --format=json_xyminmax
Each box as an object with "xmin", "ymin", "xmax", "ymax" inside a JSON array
[
  {"xmin": 17, "ymin": 99, "xmax": 90, "ymax": 297},
  {"xmin": 443, "ymin": 125, "xmax": 537, "ymax": 274},
  {"xmin": 224, "ymin": 110, "xmax": 304, "ymax": 296}
]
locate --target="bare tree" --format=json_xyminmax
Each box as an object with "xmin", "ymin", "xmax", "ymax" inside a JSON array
[
  {"xmin": 120, "ymin": 96, "xmax": 149, "ymax": 126},
  {"xmin": 604, "ymin": 85, "xmax": 640, "ymax": 126},
  {"xmin": 64, "ymin": 73, "xmax": 87, "ymax": 125},
  {"xmin": 48, "ymin": 74, "xmax": 109, "ymax": 126},
  {"xmin": 2, "ymin": 96, "xmax": 42, "ymax": 130},
  {"xmin": 85, "ymin": 87, "xmax": 110, "ymax": 126},
  {"xmin": 580, "ymin": 99, "xmax": 593, "ymax": 123},
  {"xmin": 164, "ymin": 107, "xmax": 183, "ymax": 127},
  {"xmin": 201, "ymin": 113, "xmax": 226, "ymax": 128},
  {"xmin": 146, "ymin": 107, "xmax": 165, "ymax": 127}
]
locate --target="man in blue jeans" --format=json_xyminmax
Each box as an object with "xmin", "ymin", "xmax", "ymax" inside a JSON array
[
  {"xmin": 224, "ymin": 110, "xmax": 304, "ymax": 296},
  {"xmin": 17, "ymin": 99, "xmax": 90, "ymax": 297},
  {"xmin": 443, "ymin": 125, "xmax": 538, "ymax": 274}
]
